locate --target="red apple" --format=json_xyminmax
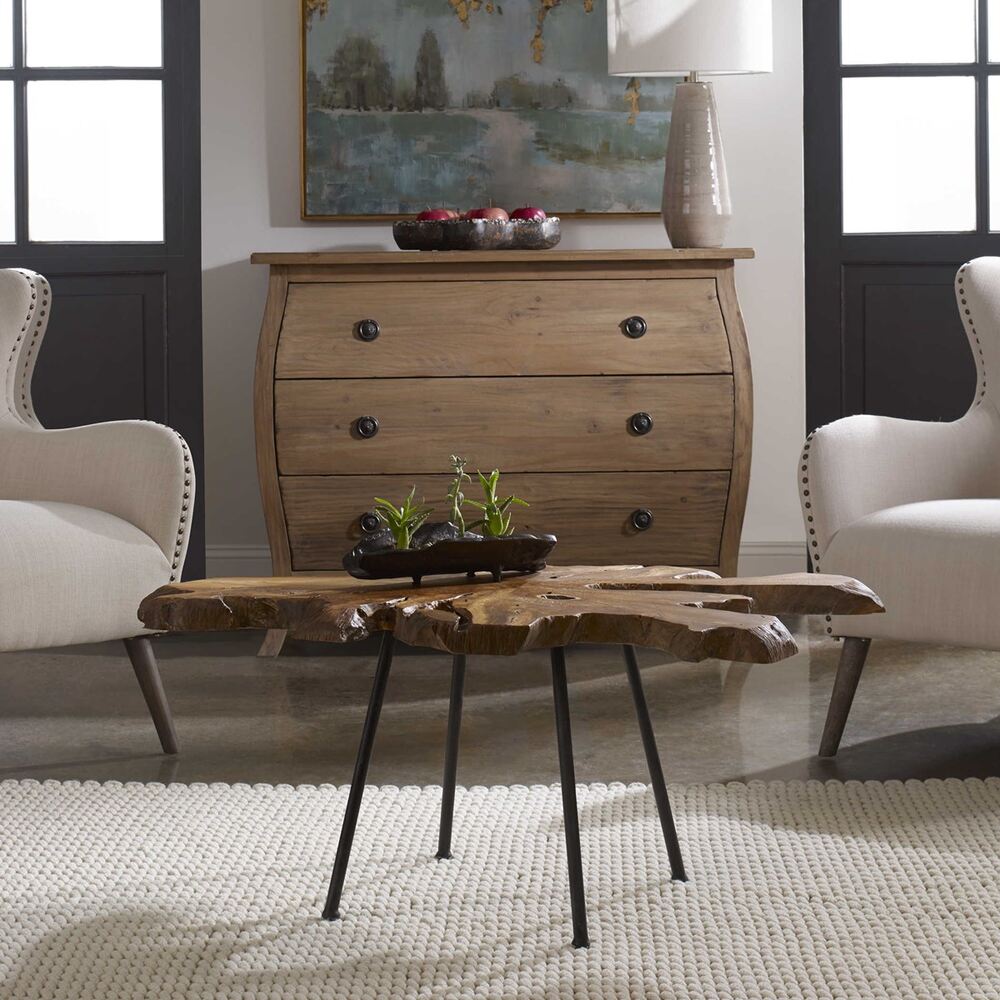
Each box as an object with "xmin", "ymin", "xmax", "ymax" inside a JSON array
[
  {"xmin": 463, "ymin": 207, "xmax": 510, "ymax": 221},
  {"xmin": 416, "ymin": 208, "xmax": 459, "ymax": 221},
  {"xmin": 510, "ymin": 206, "xmax": 546, "ymax": 221}
]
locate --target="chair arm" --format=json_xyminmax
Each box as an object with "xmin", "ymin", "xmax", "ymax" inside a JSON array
[
  {"xmin": 0, "ymin": 421, "xmax": 194, "ymax": 574},
  {"xmin": 801, "ymin": 406, "xmax": 1000, "ymax": 564}
]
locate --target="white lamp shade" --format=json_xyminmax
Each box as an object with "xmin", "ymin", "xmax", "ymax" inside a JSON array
[{"xmin": 607, "ymin": 0, "xmax": 773, "ymax": 76}]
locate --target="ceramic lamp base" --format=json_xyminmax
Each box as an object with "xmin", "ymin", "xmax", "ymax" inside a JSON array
[{"xmin": 662, "ymin": 81, "xmax": 732, "ymax": 249}]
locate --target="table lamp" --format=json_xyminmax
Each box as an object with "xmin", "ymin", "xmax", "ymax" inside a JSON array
[{"xmin": 607, "ymin": 0, "xmax": 773, "ymax": 247}]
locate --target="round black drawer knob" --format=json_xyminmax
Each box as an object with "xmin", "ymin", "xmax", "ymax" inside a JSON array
[
  {"xmin": 623, "ymin": 315, "xmax": 647, "ymax": 339},
  {"xmin": 631, "ymin": 508, "xmax": 654, "ymax": 531},
  {"xmin": 357, "ymin": 319, "xmax": 380, "ymax": 341},
  {"xmin": 355, "ymin": 415, "xmax": 380, "ymax": 438},
  {"xmin": 629, "ymin": 411, "xmax": 654, "ymax": 435},
  {"xmin": 359, "ymin": 512, "xmax": 381, "ymax": 533}
]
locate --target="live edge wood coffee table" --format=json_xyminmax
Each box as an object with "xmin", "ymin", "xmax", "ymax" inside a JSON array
[{"xmin": 139, "ymin": 564, "xmax": 883, "ymax": 949}]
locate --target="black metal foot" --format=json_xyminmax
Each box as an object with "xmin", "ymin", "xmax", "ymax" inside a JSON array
[
  {"xmin": 437, "ymin": 654, "xmax": 466, "ymax": 860},
  {"xmin": 622, "ymin": 645, "xmax": 686, "ymax": 882},
  {"xmin": 551, "ymin": 646, "xmax": 589, "ymax": 949},
  {"xmin": 322, "ymin": 632, "xmax": 396, "ymax": 920}
]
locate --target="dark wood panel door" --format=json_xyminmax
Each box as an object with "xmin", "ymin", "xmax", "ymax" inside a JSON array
[
  {"xmin": 842, "ymin": 265, "xmax": 977, "ymax": 421},
  {"xmin": 31, "ymin": 272, "xmax": 167, "ymax": 428}
]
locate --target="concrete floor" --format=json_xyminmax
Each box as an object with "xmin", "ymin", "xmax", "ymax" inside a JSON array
[{"xmin": 2, "ymin": 623, "xmax": 1000, "ymax": 786}]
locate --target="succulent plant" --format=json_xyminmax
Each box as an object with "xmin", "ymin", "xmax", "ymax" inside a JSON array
[
  {"xmin": 372, "ymin": 487, "xmax": 433, "ymax": 550},
  {"xmin": 467, "ymin": 468, "xmax": 528, "ymax": 537},
  {"xmin": 447, "ymin": 455, "xmax": 471, "ymax": 534}
]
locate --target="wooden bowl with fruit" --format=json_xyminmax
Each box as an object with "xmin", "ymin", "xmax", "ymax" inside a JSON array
[{"xmin": 393, "ymin": 205, "xmax": 560, "ymax": 252}]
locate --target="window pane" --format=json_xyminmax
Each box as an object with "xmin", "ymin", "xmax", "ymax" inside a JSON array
[
  {"xmin": 28, "ymin": 81, "xmax": 163, "ymax": 242},
  {"xmin": 0, "ymin": 0, "xmax": 12, "ymax": 68},
  {"xmin": 989, "ymin": 0, "xmax": 1000, "ymax": 61},
  {"xmin": 842, "ymin": 0, "xmax": 976, "ymax": 65},
  {"xmin": 25, "ymin": 0, "xmax": 161, "ymax": 67},
  {"xmin": 842, "ymin": 77, "xmax": 976, "ymax": 234},
  {"xmin": 989, "ymin": 79, "xmax": 1000, "ymax": 229},
  {"xmin": 0, "ymin": 82, "xmax": 13, "ymax": 242}
]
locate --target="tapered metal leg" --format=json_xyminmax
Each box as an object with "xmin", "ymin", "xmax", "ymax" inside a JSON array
[
  {"xmin": 322, "ymin": 632, "xmax": 396, "ymax": 921},
  {"xmin": 550, "ymin": 646, "xmax": 589, "ymax": 949},
  {"xmin": 436, "ymin": 654, "xmax": 467, "ymax": 860},
  {"xmin": 623, "ymin": 645, "xmax": 686, "ymax": 882},
  {"xmin": 819, "ymin": 636, "xmax": 872, "ymax": 758},
  {"xmin": 123, "ymin": 637, "xmax": 179, "ymax": 755}
]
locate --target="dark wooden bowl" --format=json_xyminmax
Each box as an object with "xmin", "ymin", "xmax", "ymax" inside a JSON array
[{"xmin": 343, "ymin": 533, "xmax": 558, "ymax": 586}]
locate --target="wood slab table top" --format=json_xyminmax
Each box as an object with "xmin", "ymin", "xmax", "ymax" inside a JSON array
[{"xmin": 139, "ymin": 565, "xmax": 883, "ymax": 664}]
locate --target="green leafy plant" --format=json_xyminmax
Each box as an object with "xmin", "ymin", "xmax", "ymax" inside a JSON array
[
  {"xmin": 447, "ymin": 455, "xmax": 471, "ymax": 534},
  {"xmin": 373, "ymin": 487, "xmax": 433, "ymax": 550},
  {"xmin": 468, "ymin": 468, "xmax": 529, "ymax": 537}
]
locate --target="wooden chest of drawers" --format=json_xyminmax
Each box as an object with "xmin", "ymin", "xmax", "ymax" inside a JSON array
[{"xmin": 252, "ymin": 249, "xmax": 753, "ymax": 578}]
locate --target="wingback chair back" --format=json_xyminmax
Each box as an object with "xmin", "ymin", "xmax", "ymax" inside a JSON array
[
  {"xmin": 0, "ymin": 267, "xmax": 50, "ymax": 428},
  {"xmin": 801, "ymin": 256, "xmax": 1000, "ymax": 757}
]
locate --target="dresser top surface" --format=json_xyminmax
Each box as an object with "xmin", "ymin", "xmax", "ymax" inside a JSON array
[{"xmin": 251, "ymin": 248, "xmax": 755, "ymax": 266}]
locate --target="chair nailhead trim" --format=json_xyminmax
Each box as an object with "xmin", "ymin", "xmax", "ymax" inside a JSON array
[
  {"xmin": 958, "ymin": 265, "xmax": 988, "ymax": 403},
  {"xmin": 168, "ymin": 430, "xmax": 194, "ymax": 582},
  {"xmin": 800, "ymin": 425, "xmax": 834, "ymax": 631},
  {"xmin": 5, "ymin": 270, "xmax": 48, "ymax": 426}
]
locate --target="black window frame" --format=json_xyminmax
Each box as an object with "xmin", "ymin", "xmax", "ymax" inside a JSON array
[{"xmin": 0, "ymin": 0, "xmax": 184, "ymax": 253}]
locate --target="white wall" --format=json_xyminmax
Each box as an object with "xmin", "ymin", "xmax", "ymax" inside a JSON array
[{"xmin": 200, "ymin": 0, "xmax": 806, "ymax": 575}]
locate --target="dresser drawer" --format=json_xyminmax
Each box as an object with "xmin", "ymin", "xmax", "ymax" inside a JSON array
[
  {"xmin": 274, "ymin": 375, "xmax": 734, "ymax": 475},
  {"xmin": 280, "ymin": 472, "xmax": 730, "ymax": 571},
  {"xmin": 275, "ymin": 279, "xmax": 732, "ymax": 378}
]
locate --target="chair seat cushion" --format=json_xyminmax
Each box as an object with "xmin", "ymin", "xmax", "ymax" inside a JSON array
[
  {"xmin": 823, "ymin": 498, "xmax": 1000, "ymax": 648},
  {"xmin": 0, "ymin": 500, "xmax": 171, "ymax": 651}
]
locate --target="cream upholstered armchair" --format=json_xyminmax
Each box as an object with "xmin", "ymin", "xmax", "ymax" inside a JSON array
[
  {"xmin": 0, "ymin": 268, "xmax": 194, "ymax": 754},
  {"xmin": 801, "ymin": 256, "xmax": 1000, "ymax": 757}
]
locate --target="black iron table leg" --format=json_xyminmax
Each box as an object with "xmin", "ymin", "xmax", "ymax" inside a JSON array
[
  {"xmin": 622, "ymin": 644, "xmax": 687, "ymax": 882},
  {"xmin": 550, "ymin": 646, "xmax": 589, "ymax": 949},
  {"xmin": 437, "ymin": 654, "xmax": 467, "ymax": 860},
  {"xmin": 322, "ymin": 632, "xmax": 396, "ymax": 920}
]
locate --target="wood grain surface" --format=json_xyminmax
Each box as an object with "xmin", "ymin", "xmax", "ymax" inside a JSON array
[
  {"xmin": 139, "ymin": 565, "xmax": 884, "ymax": 662},
  {"xmin": 275, "ymin": 279, "xmax": 731, "ymax": 378},
  {"xmin": 251, "ymin": 249, "xmax": 756, "ymax": 266},
  {"xmin": 274, "ymin": 375, "xmax": 734, "ymax": 475}
]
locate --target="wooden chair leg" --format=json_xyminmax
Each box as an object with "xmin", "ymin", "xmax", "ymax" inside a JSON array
[
  {"xmin": 818, "ymin": 636, "xmax": 871, "ymax": 758},
  {"xmin": 124, "ymin": 637, "xmax": 179, "ymax": 755},
  {"xmin": 257, "ymin": 629, "xmax": 288, "ymax": 657}
]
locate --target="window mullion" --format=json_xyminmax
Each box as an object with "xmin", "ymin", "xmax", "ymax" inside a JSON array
[
  {"xmin": 979, "ymin": 0, "xmax": 991, "ymax": 233},
  {"xmin": 977, "ymin": 74, "xmax": 990, "ymax": 234},
  {"xmin": 12, "ymin": 0, "xmax": 26, "ymax": 245}
]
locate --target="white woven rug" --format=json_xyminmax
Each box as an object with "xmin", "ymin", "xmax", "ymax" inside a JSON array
[{"xmin": 2, "ymin": 779, "xmax": 999, "ymax": 999}]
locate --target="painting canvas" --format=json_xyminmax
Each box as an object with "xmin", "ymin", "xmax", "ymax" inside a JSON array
[{"xmin": 302, "ymin": 0, "xmax": 676, "ymax": 218}]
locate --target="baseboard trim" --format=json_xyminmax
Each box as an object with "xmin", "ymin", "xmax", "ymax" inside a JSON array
[
  {"xmin": 737, "ymin": 541, "xmax": 808, "ymax": 576},
  {"xmin": 206, "ymin": 545, "xmax": 274, "ymax": 577},
  {"xmin": 207, "ymin": 542, "xmax": 809, "ymax": 579}
]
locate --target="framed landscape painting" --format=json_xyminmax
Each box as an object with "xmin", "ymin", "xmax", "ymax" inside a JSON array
[{"xmin": 301, "ymin": 0, "xmax": 675, "ymax": 219}]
